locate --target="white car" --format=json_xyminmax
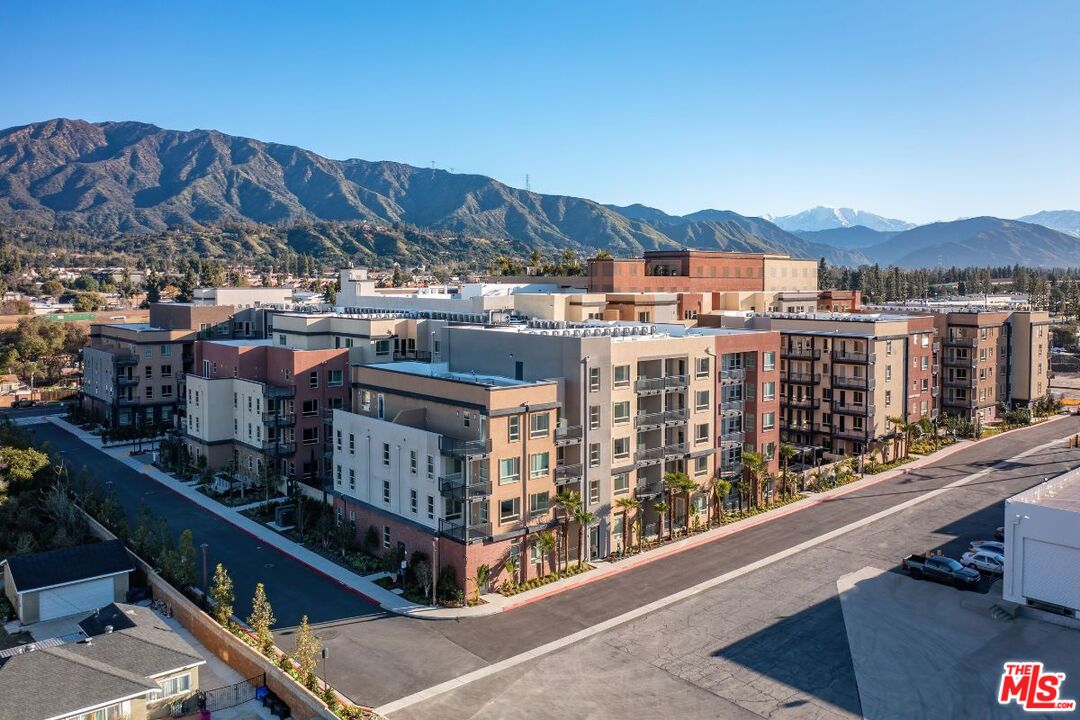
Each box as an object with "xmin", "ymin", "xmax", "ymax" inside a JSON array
[
  {"xmin": 961, "ymin": 550, "xmax": 1004, "ymax": 575},
  {"xmin": 970, "ymin": 540, "xmax": 1005, "ymax": 555}
]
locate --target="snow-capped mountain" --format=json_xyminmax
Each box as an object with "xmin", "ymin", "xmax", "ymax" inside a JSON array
[
  {"xmin": 1017, "ymin": 210, "xmax": 1080, "ymax": 238},
  {"xmin": 770, "ymin": 206, "xmax": 916, "ymax": 232}
]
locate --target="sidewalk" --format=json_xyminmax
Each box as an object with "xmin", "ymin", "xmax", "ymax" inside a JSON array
[
  {"xmin": 48, "ymin": 413, "xmax": 1072, "ymax": 620},
  {"xmin": 47, "ymin": 415, "xmax": 423, "ymax": 616}
]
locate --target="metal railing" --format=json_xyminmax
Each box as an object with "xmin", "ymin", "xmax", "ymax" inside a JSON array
[
  {"xmin": 554, "ymin": 424, "xmax": 582, "ymax": 445},
  {"xmin": 393, "ymin": 350, "xmax": 433, "ymax": 362},
  {"xmin": 635, "ymin": 481, "xmax": 664, "ymax": 499},
  {"xmin": 634, "ymin": 377, "xmax": 666, "ymax": 393},
  {"xmin": 832, "ymin": 427, "xmax": 870, "ymax": 441},
  {"xmin": 832, "ymin": 349, "xmax": 874, "ymax": 364},
  {"xmin": 439, "ymin": 436, "xmax": 492, "ymax": 457},
  {"xmin": 783, "ymin": 396, "xmax": 819, "ymax": 409},
  {"xmin": 943, "ymin": 375, "xmax": 976, "ymax": 388},
  {"xmin": 264, "ymin": 384, "xmax": 295, "ymax": 399},
  {"xmin": 555, "ymin": 463, "xmax": 583, "ymax": 484},
  {"xmin": 785, "ymin": 371, "xmax": 820, "ymax": 384},
  {"xmin": 718, "ymin": 462, "xmax": 743, "ymax": 478},
  {"xmin": 439, "ymin": 473, "xmax": 492, "ymax": 497},
  {"xmin": 113, "ymin": 354, "xmax": 139, "ymax": 366},
  {"xmin": 262, "ymin": 412, "xmax": 295, "ymax": 427},
  {"xmin": 261, "ymin": 440, "xmax": 296, "ymax": 455},
  {"xmin": 634, "ymin": 442, "xmax": 687, "ymax": 464},
  {"xmin": 720, "ymin": 429, "xmax": 744, "ymax": 445},
  {"xmin": 832, "ymin": 375, "xmax": 874, "ymax": 390},
  {"xmin": 782, "ymin": 347, "xmax": 820, "ymax": 360},
  {"xmin": 720, "ymin": 368, "xmax": 746, "ymax": 381},
  {"xmin": 635, "ymin": 411, "xmax": 667, "ymax": 429},
  {"xmin": 719, "ymin": 396, "xmax": 744, "ymax": 413},
  {"xmin": 664, "ymin": 408, "xmax": 689, "ymax": 423},
  {"xmin": 831, "ymin": 403, "xmax": 874, "ymax": 416},
  {"xmin": 943, "ymin": 354, "xmax": 977, "ymax": 368},
  {"xmin": 944, "ymin": 336, "xmax": 978, "ymax": 347},
  {"xmin": 439, "ymin": 517, "xmax": 492, "ymax": 541},
  {"xmin": 117, "ymin": 375, "xmax": 139, "ymax": 387},
  {"xmin": 663, "ymin": 374, "xmax": 689, "ymax": 391}
]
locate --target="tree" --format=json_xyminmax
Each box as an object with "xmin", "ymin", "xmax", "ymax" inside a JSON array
[
  {"xmin": 741, "ymin": 451, "xmax": 767, "ymax": 507},
  {"xmin": 210, "ymin": 563, "xmax": 235, "ymax": 627},
  {"xmin": 664, "ymin": 471, "xmax": 699, "ymax": 533},
  {"xmin": 537, "ymin": 530, "xmax": 556, "ymax": 576},
  {"xmin": 294, "ymin": 615, "xmax": 321, "ymax": 691},
  {"xmin": 554, "ymin": 489, "xmax": 580, "ymax": 574},
  {"xmin": 614, "ymin": 496, "xmax": 636, "ymax": 553},
  {"xmin": 144, "ymin": 271, "xmax": 161, "ymax": 304},
  {"xmin": 473, "ymin": 563, "xmax": 490, "ymax": 603},
  {"xmin": 248, "ymin": 583, "xmax": 276, "ymax": 657},
  {"xmin": 174, "ymin": 529, "xmax": 198, "ymax": 590},
  {"xmin": 710, "ymin": 478, "xmax": 732, "ymax": 524},
  {"xmin": 413, "ymin": 559, "xmax": 432, "ymax": 600},
  {"xmin": 573, "ymin": 507, "xmax": 595, "ymax": 567},
  {"xmin": 175, "ymin": 269, "xmax": 197, "ymax": 303},
  {"xmin": 653, "ymin": 500, "xmax": 669, "ymax": 541},
  {"xmin": 779, "ymin": 444, "xmax": 798, "ymax": 497}
]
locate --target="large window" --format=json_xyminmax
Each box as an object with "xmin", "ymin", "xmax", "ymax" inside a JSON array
[
  {"xmin": 508, "ymin": 415, "xmax": 521, "ymax": 442},
  {"xmin": 696, "ymin": 356, "xmax": 710, "ymax": 378},
  {"xmin": 64, "ymin": 700, "xmax": 134, "ymax": 720},
  {"xmin": 589, "ymin": 367, "xmax": 601, "ymax": 392},
  {"xmin": 328, "ymin": 369, "xmax": 343, "ymax": 386},
  {"xmin": 301, "ymin": 398, "xmax": 319, "ymax": 416},
  {"xmin": 613, "ymin": 472, "xmax": 630, "ymax": 495},
  {"xmin": 763, "ymin": 351, "xmax": 776, "ymax": 371},
  {"xmin": 613, "ymin": 401, "xmax": 630, "ymax": 425},
  {"xmin": 694, "ymin": 390, "xmax": 710, "ymax": 411},
  {"xmin": 149, "ymin": 673, "xmax": 191, "ymax": 699},
  {"xmin": 762, "ymin": 412, "xmax": 775, "ymax": 431},
  {"xmin": 613, "ymin": 437, "xmax": 630, "ymax": 460},
  {"xmin": 499, "ymin": 457, "xmax": 521, "ymax": 484},
  {"xmin": 302, "ymin": 426, "xmax": 319, "ymax": 445},
  {"xmin": 530, "ymin": 412, "xmax": 550, "ymax": 438},
  {"xmin": 529, "ymin": 452, "xmax": 550, "ymax": 478},
  {"xmin": 613, "ymin": 365, "xmax": 630, "ymax": 388},
  {"xmin": 500, "ymin": 497, "xmax": 521, "ymax": 524},
  {"xmin": 529, "ymin": 491, "xmax": 550, "ymax": 516}
]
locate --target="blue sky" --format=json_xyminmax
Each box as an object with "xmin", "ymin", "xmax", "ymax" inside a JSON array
[{"xmin": 2, "ymin": 2, "xmax": 1077, "ymax": 224}]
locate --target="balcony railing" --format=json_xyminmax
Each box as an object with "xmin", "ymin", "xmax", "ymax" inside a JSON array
[
  {"xmin": 718, "ymin": 462, "xmax": 743, "ymax": 478},
  {"xmin": 944, "ymin": 336, "xmax": 978, "ymax": 348},
  {"xmin": 262, "ymin": 440, "xmax": 296, "ymax": 455},
  {"xmin": 113, "ymin": 354, "xmax": 139, "ymax": 366},
  {"xmin": 942, "ymin": 395, "xmax": 977, "ymax": 409},
  {"xmin": 782, "ymin": 347, "xmax": 820, "ymax": 360},
  {"xmin": 832, "ymin": 349, "xmax": 874, "ymax": 364},
  {"xmin": 439, "ymin": 436, "xmax": 492, "ymax": 457},
  {"xmin": 783, "ymin": 396, "xmax": 819, "ymax": 409},
  {"xmin": 785, "ymin": 371, "xmax": 820, "ymax": 385},
  {"xmin": 555, "ymin": 463, "xmax": 583, "ymax": 485},
  {"xmin": 720, "ymin": 429, "xmax": 744, "ymax": 445},
  {"xmin": 554, "ymin": 424, "xmax": 582, "ymax": 446},
  {"xmin": 439, "ymin": 473, "xmax": 492, "ymax": 498},
  {"xmin": 439, "ymin": 518, "xmax": 491, "ymax": 542},
  {"xmin": 117, "ymin": 375, "xmax": 139, "ymax": 387},
  {"xmin": 832, "ymin": 375, "xmax": 874, "ymax": 390},
  {"xmin": 943, "ymin": 375, "xmax": 975, "ymax": 388},
  {"xmin": 263, "ymin": 412, "xmax": 296, "ymax": 427},
  {"xmin": 663, "ymin": 375, "xmax": 689, "ymax": 392},
  {"xmin": 634, "ymin": 377, "xmax": 666, "ymax": 394},
  {"xmin": 720, "ymin": 368, "xmax": 746, "ymax": 382},
  {"xmin": 932, "ymin": 341, "xmax": 941, "ymax": 352},
  {"xmin": 831, "ymin": 403, "xmax": 874, "ymax": 416},
  {"xmin": 634, "ymin": 411, "xmax": 666, "ymax": 429},
  {"xmin": 393, "ymin": 350, "xmax": 433, "ymax": 362},
  {"xmin": 264, "ymin": 384, "xmax": 295, "ymax": 399},
  {"xmin": 832, "ymin": 427, "xmax": 869, "ymax": 441},
  {"xmin": 635, "ymin": 481, "xmax": 664, "ymax": 500},
  {"xmin": 664, "ymin": 408, "xmax": 689, "ymax": 424},
  {"xmin": 943, "ymin": 355, "xmax": 977, "ymax": 368},
  {"xmin": 634, "ymin": 442, "xmax": 687, "ymax": 464},
  {"xmin": 719, "ymin": 396, "xmax": 744, "ymax": 413}
]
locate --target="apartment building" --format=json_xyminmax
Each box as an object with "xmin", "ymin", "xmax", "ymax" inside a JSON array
[
  {"xmin": 334, "ymin": 362, "xmax": 563, "ymax": 596},
  {"xmin": 587, "ymin": 250, "xmax": 818, "ymax": 293},
  {"xmin": 442, "ymin": 321, "xmax": 781, "ymax": 557},
  {"xmin": 181, "ymin": 339, "xmax": 349, "ymax": 494},
  {"xmin": 268, "ymin": 310, "xmax": 447, "ymax": 365},
  {"xmin": 193, "ymin": 286, "xmax": 295, "ymax": 308},
  {"xmin": 709, "ymin": 312, "xmax": 937, "ymax": 457}
]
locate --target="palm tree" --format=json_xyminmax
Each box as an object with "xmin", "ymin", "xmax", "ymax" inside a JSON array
[
  {"xmin": 573, "ymin": 507, "xmax": 595, "ymax": 567},
  {"xmin": 653, "ymin": 500, "xmax": 669, "ymax": 541},
  {"xmin": 778, "ymin": 444, "xmax": 798, "ymax": 498},
  {"xmin": 711, "ymin": 478, "xmax": 732, "ymax": 524},
  {"xmin": 664, "ymin": 472, "xmax": 699, "ymax": 534},
  {"xmin": 887, "ymin": 416, "xmax": 906, "ymax": 460},
  {"xmin": 504, "ymin": 555, "xmax": 519, "ymax": 590},
  {"xmin": 614, "ymin": 496, "xmax": 638, "ymax": 553},
  {"xmin": 741, "ymin": 450, "xmax": 767, "ymax": 508},
  {"xmin": 537, "ymin": 530, "xmax": 556, "ymax": 577},
  {"xmin": 555, "ymin": 489, "xmax": 581, "ymax": 574}
]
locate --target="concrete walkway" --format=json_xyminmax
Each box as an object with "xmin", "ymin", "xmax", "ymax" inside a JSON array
[{"xmin": 46, "ymin": 414, "xmax": 1072, "ymax": 620}]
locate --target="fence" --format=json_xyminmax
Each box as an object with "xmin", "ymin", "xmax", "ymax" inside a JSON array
[{"xmin": 172, "ymin": 674, "xmax": 264, "ymax": 715}]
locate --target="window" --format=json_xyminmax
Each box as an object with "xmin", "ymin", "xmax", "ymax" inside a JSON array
[
  {"xmin": 328, "ymin": 369, "xmax": 343, "ymax": 386},
  {"xmin": 336, "ymin": 430, "xmax": 342, "ymax": 450},
  {"xmin": 383, "ymin": 480, "xmax": 391, "ymax": 503},
  {"xmin": 383, "ymin": 526, "xmax": 391, "ymax": 549},
  {"xmin": 383, "ymin": 443, "xmax": 391, "ymax": 466},
  {"xmin": 279, "ymin": 334, "xmax": 287, "ymax": 346},
  {"xmin": 248, "ymin": 396, "xmax": 253, "ymax": 412},
  {"xmin": 763, "ymin": 351, "xmax": 776, "ymax": 371},
  {"xmin": 161, "ymin": 364, "xmax": 172, "ymax": 377},
  {"xmin": 302, "ymin": 426, "xmax": 319, "ymax": 445},
  {"xmin": 589, "ymin": 442, "xmax": 601, "ymax": 466},
  {"xmin": 335, "ymin": 465, "xmax": 342, "ymax": 483},
  {"xmin": 613, "ymin": 472, "xmax": 630, "ymax": 495},
  {"xmin": 499, "ymin": 457, "xmax": 521, "ymax": 484},
  {"xmin": 529, "ymin": 491, "xmax": 550, "ymax": 516},
  {"xmin": 161, "ymin": 384, "xmax": 173, "ymax": 397},
  {"xmin": 508, "ymin": 415, "xmax": 521, "ymax": 442},
  {"xmin": 149, "ymin": 673, "xmax": 191, "ymax": 699},
  {"xmin": 589, "ymin": 367, "xmax": 601, "ymax": 392},
  {"xmin": 695, "ymin": 390, "xmax": 710, "ymax": 411},
  {"xmin": 762, "ymin": 381, "xmax": 775, "ymax": 401},
  {"xmin": 613, "ymin": 437, "xmax": 630, "ymax": 459},
  {"xmin": 145, "ymin": 364, "xmax": 153, "ymax": 378},
  {"xmin": 694, "ymin": 455, "xmax": 708, "ymax": 476},
  {"xmin": 427, "ymin": 454, "xmax": 435, "ymax": 479},
  {"xmin": 589, "ymin": 405, "xmax": 601, "ymax": 430},
  {"xmin": 613, "ymin": 401, "xmax": 630, "ymax": 425},
  {"xmin": 529, "ymin": 412, "xmax": 550, "ymax": 438},
  {"xmin": 613, "ymin": 364, "xmax": 631, "ymax": 388},
  {"xmin": 307, "ymin": 370, "xmax": 318, "ymax": 389},
  {"xmin": 145, "ymin": 385, "xmax": 154, "ymax": 399},
  {"xmin": 349, "ymin": 433, "xmax": 355, "ymax": 454},
  {"xmin": 885, "ymin": 365, "xmax": 892, "ymax": 381},
  {"xmin": 886, "ymin": 340, "xmax": 893, "ymax": 356},
  {"xmin": 160, "ymin": 344, "xmax": 172, "ymax": 356},
  {"xmin": 410, "ymin": 450, "xmax": 418, "ymax": 474},
  {"xmin": 349, "ymin": 468, "xmax": 356, "ymax": 490},
  {"xmin": 529, "ymin": 452, "xmax": 550, "ymax": 478},
  {"xmin": 695, "ymin": 356, "xmax": 710, "ymax": 378},
  {"xmin": 589, "ymin": 477, "xmax": 600, "ymax": 504},
  {"xmin": 427, "ymin": 495, "xmax": 435, "ymax": 520},
  {"xmin": 500, "ymin": 497, "xmax": 521, "ymax": 524},
  {"xmin": 144, "ymin": 345, "xmax": 153, "ymax": 358},
  {"xmin": 885, "ymin": 390, "xmax": 892, "ymax": 406},
  {"xmin": 695, "ymin": 423, "xmax": 709, "ymax": 444},
  {"xmin": 762, "ymin": 412, "xmax": 775, "ymax": 431},
  {"xmin": 301, "ymin": 399, "xmax": 319, "ymax": 416},
  {"xmin": 463, "ymin": 411, "xmax": 471, "ymax": 428},
  {"xmin": 410, "ymin": 489, "xmax": 418, "ymax": 513},
  {"xmin": 375, "ymin": 339, "xmax": 391, "ymax": 356}
]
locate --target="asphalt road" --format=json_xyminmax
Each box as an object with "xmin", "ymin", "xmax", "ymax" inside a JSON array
[{"xmin": 23, "ymin": 414, "xmax": 1080, "ymax": 710}]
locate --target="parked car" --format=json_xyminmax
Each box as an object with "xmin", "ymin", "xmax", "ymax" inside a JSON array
[
  {"xmin": 961, "ymin": 550, "xmax": 1005, "ymax": 575},
  {"xmin": 970, "ymin": 540, "xmax": 1005, "ymax": 555},
  {"xmin": 10, "ymin": 398, "xmax": 35, "ymax": 409},
  {"xmin": 994, "ymin": 527, "xmax": 1005, "ymax": 542},
  {"xmin": 902, "ymin": 553, "xmax": 981, "ymax": 588}
]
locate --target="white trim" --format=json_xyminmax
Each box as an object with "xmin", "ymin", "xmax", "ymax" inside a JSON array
[
  {"xmin": 43, "ymin": 693, "xmax": 147, "ymax": 720},
  {"xmin": 147, "ymin": 659, "xmax": 207, "ymax": 678},
  {"xmin": 13, "ymin": 569, "xmax": 129, "ymax": 596}
]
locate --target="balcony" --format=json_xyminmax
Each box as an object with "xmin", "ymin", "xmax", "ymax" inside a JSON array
[
  {"xmin": 663, "ymin": 375, "xmax": 689, "ymax": 392},
  {"xmin": 439, "ymin": 436, "xmax": 492, "ymax": 457},
  {"xmin": 720, "ymin": 429, "xmax": 744, "ymax": 445},
  {"xmin": 439, "ymin": 473, "xmax": 492, "ymax": 498},
  {"xmin": 832, "ymin": 403, "xmax": 874, "ymax": 416},
  {"xmin": 635, "ymin": 481, "xmax": 664, "ymax": 500},
  {"xmin": 634, "ymin": 411, "xmax": 667, "ymax": 430},
  {"xmin": 263, "ymin": 412, "xmax": 296, "ymax": 427},
  {"xmin": 264, "ymin": 384, "xmax": 295, "ymax": 399},
  {"xmin": 634, "ymin": 442, "xmax": 687, "ymax": 465},
  {"xmin": 116, "ymin": 375, "xmax": 139, "ymax": 387},
  {"xmin": 832, "ymin": 375, "xmax": 874, "ymax": 390},
  {"xmin": 931, "ymin": 387, "xmax": 940, "ymax": 397},
  {"xmin": 783, "ymin": 395, "xmax": 819, "ymax": 409},
  {"xmin": 785, "ymin": 371, "xmax": 820, "ymax": 385},
  {"xmin": 554, "ymin": 424, "xmax": 582, "ymax": 447},
  {"xmin": 634, "ymin": 377, "xmax": 666, "ymax": 394},
  {"xmin": 393, "ymin": 350, "xmax": 432, "ymax": 362},
  {"xmin": 782, "ymin": 347, "xmax": 820, "ymax": 360},
  {"xmin": 943, "ymin": 354, "xmax": 977, "ymax": 368},
  {"xmin": 718, "ymin": 462, "xmax": 743, "ymax": 478},
  {"xmin": 113, "ymin": 354, "xmax": 139, "ymax": 366},
  {"xmin": 933, "ymin": 341, "xmax": 941, "ymax": 352},
  {"xmin": 943, "ymin": 375, "xmax": 975, "ymax": 388},
  {"xmin": 942, "ymin": 396, "xmax": 977, "ymax": 409},
  {"xmin": 664, "ymin": 408, "xmax": 689, "ymax": 424},
  {"xmin": 832, "ymin": 349, "xmax": 874, "ymax": 364},
  {"xmin": 262, "ymin": 440, "xmax": 296, "ymax": 456},
  {"xmin": 719, "ymin": 396, "xmax": 744, "ymax": 413},
  {"xmin": 554, "ymin": 463, "xmax": 583, "ymax": 485},
  {"xmin": 720, "ymin": 368, "xmax": 746, "ymax": 382},
  {"xmin": 944, "ymin": 336, "xmax": 978, "ymax": 348},
  {"xmin": 118, "ymin": 396, "xmax": 139, "ymax": 406},
  {"xmin": 832, "ymin": 427, "xmax": 869, "ymax": 441},
  {"xmin": 439, "ymin": 518, "xmax": 492, "ymax": 542}
]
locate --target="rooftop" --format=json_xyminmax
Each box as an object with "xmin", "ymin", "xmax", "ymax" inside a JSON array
[
  {"xmin": 1009, "ymin": 468, "xmax": 1080, "ymax": 513},
  {"xmin": 756, "ymin": 311, "xmax": 917, "ymax": 323},
  {"xmin": 204, "ymin": 338, "xmax": 275, "ymax": 347},
  {"xmin": 3, "ymin": 539, "xmax": 133, "ymax": 593},
  {"xmin": 102, "ymin": 322, "xmax": 165, "ymax": 332},
  {"xmin": 361, "ymin": 361, "xmax": 548, "ymax": 388}
]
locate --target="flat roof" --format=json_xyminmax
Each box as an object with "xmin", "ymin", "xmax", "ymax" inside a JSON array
[
  {"xmin": 205, "ymin": 338, "xmax": 274, "ymax": 347},
  {"xmin": 757, "ymin": 311, "xmax": 916, "ymax": 323},
  {"xmin": 1011, "ymin": 469, "xmax": 1080, "ymax": 513},
  {"xmin": 103, "ymin": 322, "xmax": 164, "ymax": 331},
  {"xmin": 361, "ymin": 361, "xmax": 548, "ymax": 388}
]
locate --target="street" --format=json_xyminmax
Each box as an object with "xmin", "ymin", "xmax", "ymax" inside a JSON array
[{"xmin": 20, "ymin": 415, "xmax": 1080, "ymax": 716}]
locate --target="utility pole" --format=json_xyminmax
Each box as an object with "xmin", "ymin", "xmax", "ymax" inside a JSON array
[
  {"xmin": 201, "ymin": 543, "xmax": 209, "ymax": 597},
  {"xmin": 431, "ymin": 535, "xmax": 438, "ymax": 606}
]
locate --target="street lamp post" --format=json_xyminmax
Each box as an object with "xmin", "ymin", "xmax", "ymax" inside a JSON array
[
  {"xmin": 200, "ymin": 543, "xmax": 209, "ymax": 598},
  {"xmin": 321, "ymin": 647, "xmax": 330, "ymax": 696}
]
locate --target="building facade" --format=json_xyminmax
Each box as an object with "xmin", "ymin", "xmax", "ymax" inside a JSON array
[{"xmin": 587, "ymin": 250, "xmax": 818, "ymax": 294}]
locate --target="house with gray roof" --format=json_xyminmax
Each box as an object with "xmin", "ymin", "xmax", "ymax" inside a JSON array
[{"xmin": 0, "ymin": 603, "xmax": 205, "ymax": 720}]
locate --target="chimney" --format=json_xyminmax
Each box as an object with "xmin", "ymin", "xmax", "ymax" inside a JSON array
[{"xmin": 104, "ymin": 625, "xmax": 113, "ymax": 634}]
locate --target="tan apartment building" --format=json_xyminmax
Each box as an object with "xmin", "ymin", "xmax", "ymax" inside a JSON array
[
  {"xmin": 443, "ymin": 321, "xmax": 780, "ymax": 556},
  {"xmin": 587, "ymin": 249, "xmax": 818, "ymax": 294},
  {"xmin": 268, "ymin": 310, "xmax": 448, "ymax": 365},
  {"xmin": 334, "ymin": 362, "xmax": 564, "ymax": 597},
  {"xmin": 709, "ymin": 312, "xmax": 937, "ymax": 457}
]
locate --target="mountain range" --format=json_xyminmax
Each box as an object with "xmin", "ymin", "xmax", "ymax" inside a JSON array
[{"xmin": 1, "ymin": 118, "xmax": 1079, "ymax": 268}]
